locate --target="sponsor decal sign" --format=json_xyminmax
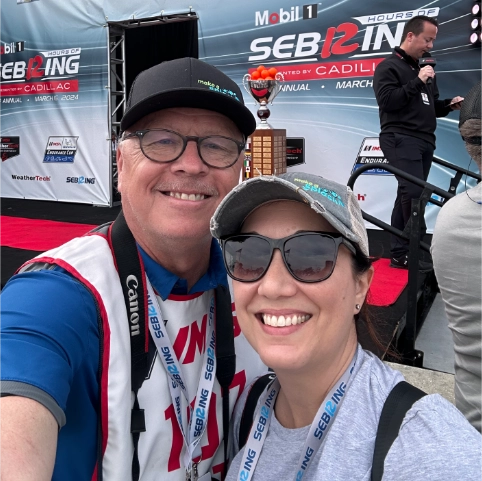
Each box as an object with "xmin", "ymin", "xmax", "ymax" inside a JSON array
[
  {"xmin": 43, "ymin": 136, "xmax": 78, "ymax": 163},
  {"xmin": 1, "ymin": 136, "xmax": 20, "ymax": 161},
  {"xmin": 286, "ymin": 137, "xmax": 305, "ymax": 167},
  {"xmin": 352, "ymin": 137, "xmax": 391, "ymax": 175}
]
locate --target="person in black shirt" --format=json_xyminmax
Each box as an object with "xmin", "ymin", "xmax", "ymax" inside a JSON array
[{"xmin": 373, "ymin": 15, "xmax": 463, "ymax": 270}]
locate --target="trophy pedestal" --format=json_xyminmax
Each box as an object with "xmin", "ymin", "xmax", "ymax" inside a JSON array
[{"xmin": 243, "ymin": 128, "xmax": 286, "ymax": 180}]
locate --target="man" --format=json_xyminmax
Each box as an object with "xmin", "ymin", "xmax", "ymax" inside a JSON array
[
  {"xmin": 431, "ymin": 81, "xmax": 481, "ymax": 432},
  {"xmin": 373, "ymin": 15, "xmax": 463, "ymax": 269},
  {"xmin": 0, "ymin": 58, "xmax": 265, "ymax": 481}
]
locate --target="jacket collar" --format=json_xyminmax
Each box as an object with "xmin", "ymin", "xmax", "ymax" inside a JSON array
[{"xmin": 394, "ymin": 46, "xmax": 419, "ymax": 70}]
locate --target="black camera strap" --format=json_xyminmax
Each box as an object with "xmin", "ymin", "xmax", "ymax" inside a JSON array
[
  {"xmin": 214, "ymin": 284, "xmax": 236, "ymax": 467},
  {"xmin": 109, "ymin": 211, "xmax": 235, "ymax": 480},
  {"xmin": 110, "ymin": 211, "xmax": 149, "ymax": 481}
]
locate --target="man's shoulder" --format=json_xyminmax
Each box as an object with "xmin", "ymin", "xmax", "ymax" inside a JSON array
[
  {"xmin": 434, "ymin": 184, "xmax": 482, "ymax": 231},
  {"xmin": 375, "ymin": 51, "xmax": 398, "ymax": 68}
]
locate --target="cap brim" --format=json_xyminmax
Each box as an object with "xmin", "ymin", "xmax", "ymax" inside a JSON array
[
  {"xmin": 120, "ymin": 88, "xmax": 256, "ymax": 137},
  {"xmin": 211, "ymin": 176, "xmax": 312, "ymax": 239}
]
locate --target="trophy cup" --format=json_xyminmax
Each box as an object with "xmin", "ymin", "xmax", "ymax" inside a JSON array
[{"xmin": 242, "ymin": 70, "xmax": 287, "ymax": 180}]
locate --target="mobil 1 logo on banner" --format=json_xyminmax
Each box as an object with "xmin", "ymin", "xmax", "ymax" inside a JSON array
[{"xmin": 255, "ymin": 4, "xmax": 318, "ymax": 26}]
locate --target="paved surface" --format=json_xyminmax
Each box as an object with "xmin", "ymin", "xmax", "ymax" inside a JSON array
[{"xmin": 386, "ymin": 362, "xmax": 455, "ymax": 404}]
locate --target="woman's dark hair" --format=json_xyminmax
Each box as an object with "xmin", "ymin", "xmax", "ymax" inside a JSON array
[{"xmin": 351, "ymin": 250, "xmax": 400, "ymax": 359}]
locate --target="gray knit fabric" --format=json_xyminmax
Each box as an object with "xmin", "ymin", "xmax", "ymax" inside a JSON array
[{"xmin": 227, "ymin": 346, "xmax": 481, "ymax": 480}]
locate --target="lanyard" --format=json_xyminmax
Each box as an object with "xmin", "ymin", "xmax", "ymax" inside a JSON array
[
  {"xmin": 238, "ymin": 353, "xmax": 357, "ymax": 481},
  {"xmin": 146, "ymin": 278, "xmax": 216, "ymax": 480}
]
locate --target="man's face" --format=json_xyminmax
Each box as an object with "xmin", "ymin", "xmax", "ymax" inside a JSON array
[
  {"xmin": 406, "ymin": 21, "xmax": 437, "ymax": 59},
  {"xmin": 117, "ymin": 107, "xmax": 244, "ymax": 250}
]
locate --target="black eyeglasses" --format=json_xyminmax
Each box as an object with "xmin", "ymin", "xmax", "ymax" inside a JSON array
[
  {"xmin": 221, "ymin": 231, "xmax": 357, "ymax": 283},
  {"xmin": 122, "ymin": 129, "xmax": 245, "ymax": 169}
]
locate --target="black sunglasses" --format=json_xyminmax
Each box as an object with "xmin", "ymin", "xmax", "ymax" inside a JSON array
[{"xmin": 221, "ymin": 231, "xmax": 356, "ymax": 283}]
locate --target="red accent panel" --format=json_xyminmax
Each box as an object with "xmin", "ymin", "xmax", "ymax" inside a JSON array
[
  {"xmin": 250, "ymin": 58, "xmax": 384, "ymax": 81},
  {"xmin": 91, "ymin": 465, "xmax": 98, "ymax": 481},
  {"xmin": 212, "ymin": 462, "xmax": 226, "ymax": 480},
  {"xmin": 168, "ymin": 292, "xmax": 204, "ymax": 301},
  {"xmin": 172, "ymin": 325, "xmax": 190, "ymax": 360},
  {"xmin": 165, "ymin": 403, "xmax": 183, "ymax": 471},
  {"xmin": 0, "ymin": 79, "xmax": 79, "ymax": 96},
  {"xmin": 183, "ymin": 315, "xmax": 208, "ymax": 364}
]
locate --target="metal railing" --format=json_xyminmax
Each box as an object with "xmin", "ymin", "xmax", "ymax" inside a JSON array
[
  {"xmin": 432, "ymin": 155, "xmax": 481, "ymax": 197},
  {"xmin": 347, "ymin": 162, "xmax": 458, "ymax": 365}
]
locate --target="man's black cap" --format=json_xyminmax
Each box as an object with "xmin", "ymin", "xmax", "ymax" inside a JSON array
[
  {"xmin": 120, "ymin": 57, "xmax": 256, "ymax": 137},
  {"xmin": 459, "ymin": 81, "xmax": 481, "ymax": 128}
]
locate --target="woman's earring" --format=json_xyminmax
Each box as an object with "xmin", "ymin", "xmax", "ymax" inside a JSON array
[{"xmin": 355, "ymin": 304, "xmax": 361, "ymax": 310}]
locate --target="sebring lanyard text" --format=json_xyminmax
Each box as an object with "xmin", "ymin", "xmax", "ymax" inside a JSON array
[
  {"xmin": 146, "ymin": 279, "xmax": 217, "ymax": 476},
  {"xmin": 238, "ymin": 354, "xmax": 356, "ymax": 481}
]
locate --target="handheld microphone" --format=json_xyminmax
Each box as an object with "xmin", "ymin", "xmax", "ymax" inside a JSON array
[{"xmin": 419, "ymin": 52, "xmax": 436, "ymax": 84}]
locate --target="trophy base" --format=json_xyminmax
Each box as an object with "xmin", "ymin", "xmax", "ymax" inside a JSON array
[
  {"xmin": 255, "ymin": 121, "xmax": 273, "ymax": 130},
  {"xmin": 243, "ymin": 128, "xmax": 287, "ymax": 180}
]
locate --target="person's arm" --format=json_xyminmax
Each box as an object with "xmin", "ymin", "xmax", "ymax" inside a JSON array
[
  {"xmin": 1, "ymin": 397, "xmax": 58, "ymax": 481},
  {"xmin": 432, "ymin": 76, "xmax": 461, "ymax": 117},
  {"xmin": 373, "ymin": 62, "xmax": 425, "ymax": 113},
  {"xmin": 1, "ymin": 269, "xmax": 99, "ymax": 479}
]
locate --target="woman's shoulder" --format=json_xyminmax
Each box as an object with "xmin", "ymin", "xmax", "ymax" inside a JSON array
[
  {"xmin": 351, "ymin": 347, "xmax": 405, "ymax": 401},
  {"xmin": 402, "ymin": 392, "xmax": 480, "ymax": 439},
  {"xmin": 383, "ymin": 393, "xmax": 481, "ymax": 479}
]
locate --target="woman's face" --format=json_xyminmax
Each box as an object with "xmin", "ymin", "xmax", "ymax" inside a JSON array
[{"xmin": 233, "ymin": 200, "xmax": 373, "ymax": 374}]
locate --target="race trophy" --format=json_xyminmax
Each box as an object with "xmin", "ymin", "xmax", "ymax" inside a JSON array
[{"xmin": 242, "ymin": 68, "xmax": 286, "ymax": 180}]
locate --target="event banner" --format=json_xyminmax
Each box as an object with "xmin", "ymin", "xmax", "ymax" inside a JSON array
[
  {"xmin": 2, "ymin": 0, "xmax": 480, "ymax": 222},
  {"xmin": 196, "ymin": 0, "xmax": 481, "ymax": 229},
  {"xmin": 1, "ymin": 2, "xmax": 111, "ymax": 205}
]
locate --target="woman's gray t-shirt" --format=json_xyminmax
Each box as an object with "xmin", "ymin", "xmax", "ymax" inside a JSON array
[{"xmin": 227, "ymin": 346, "xmax": 481, "ymax": 481}]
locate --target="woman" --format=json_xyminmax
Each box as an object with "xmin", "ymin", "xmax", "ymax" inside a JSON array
[{"xmin": 210, "ymin": 172, "xmax": 481, "ymax": 481}]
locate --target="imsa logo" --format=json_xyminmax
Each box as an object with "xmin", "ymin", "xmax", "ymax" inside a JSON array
[{"xmin": 352, "ymin": 137, "xmax": 392, "ymax": 176}]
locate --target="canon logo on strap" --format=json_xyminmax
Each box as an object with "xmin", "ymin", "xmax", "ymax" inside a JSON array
[{"xmin": 126, "ymin": 275, "xmax": 140, "ymax": 336}]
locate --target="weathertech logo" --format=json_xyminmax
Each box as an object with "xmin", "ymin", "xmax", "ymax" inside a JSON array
[
  {"xmin": 12, "ymin": 174, "xmax": 51, "ymax": 181},
  {"xmin": 255, "ymin": 4, "xmax": 317, "ymax": 26}
]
